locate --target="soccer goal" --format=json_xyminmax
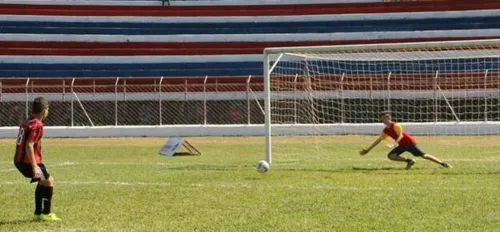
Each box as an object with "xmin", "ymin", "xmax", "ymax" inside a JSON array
[{"xmin": 263, "ymin": 39, "xmax": 500, "ymax": 165}]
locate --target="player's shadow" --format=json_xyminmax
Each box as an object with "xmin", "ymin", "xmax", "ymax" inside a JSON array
[
  {"xmin": 351, "ymin": 166, "xmax": 402, "ymax": 171},
  {"xmin": 0, "ymin": 219, "xmax": 38, "ymax": 226},
  {"xmin": 280, "ymin": 167, "xmax": 353, "ymax": 173},
  {"xmin": 173, "ymin": 152, "xmax": 200, "ymax": 156}
]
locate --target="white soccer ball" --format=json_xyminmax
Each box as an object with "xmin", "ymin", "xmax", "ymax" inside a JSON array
[{"xmin": 256, "ymin": 160, "xmax": 270, "ymax": 173}]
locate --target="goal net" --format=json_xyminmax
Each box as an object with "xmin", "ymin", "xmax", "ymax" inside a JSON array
[{"xmin": 263, "ymin": 39, "xmax": 500, "ymax": 167}]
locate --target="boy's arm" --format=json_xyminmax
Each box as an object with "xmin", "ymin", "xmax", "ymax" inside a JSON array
[
  {"xmin": 392, "ymin": 124, "xmax": 404, "ymax": 146},
  {"xmin": 24, "ymin": 125, "xmax": 41, "ymax": 179},
  {"xmin": 25, "ymin": 142, "xmax": 41, "ymax": 178},
  {"xmin": 360, "ymin": 138, "xmax": 382, "ymax": 155}
]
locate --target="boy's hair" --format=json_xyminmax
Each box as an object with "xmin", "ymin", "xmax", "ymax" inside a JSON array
[
  {"xmin": 379, "ymin": 111, "xmax": 391, "ymax": 118},
  {"xmin": 32, "ymin": 97, "xmax": 49, "ymax": 114}
]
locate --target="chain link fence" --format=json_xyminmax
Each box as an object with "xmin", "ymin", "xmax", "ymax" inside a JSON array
[{"xmin": 0, "ymin": 77, "xmax": 265, "ymax": 127}]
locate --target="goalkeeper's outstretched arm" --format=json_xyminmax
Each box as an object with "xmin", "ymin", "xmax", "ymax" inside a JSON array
[{"xmin": 359, "ymin": 138, "xmax": 382, "ymax": 155}]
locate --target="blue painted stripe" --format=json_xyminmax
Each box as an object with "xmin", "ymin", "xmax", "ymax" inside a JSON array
[
  {"xmin": 0, "ymin": 62, "xmax": 262, "ymax": 70},
  {"xmin": 1, "ymin": 16, "xmax": 499, "ymax": 34},
  {"xmin": 0, "ymin": 58, "xmax": 498, "ymax": 78},
  {"xmin": 0, "ymin": 62, "xmax": 263, "ymax": 77}
]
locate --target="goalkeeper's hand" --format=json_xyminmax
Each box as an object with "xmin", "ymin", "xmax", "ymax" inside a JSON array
[
  {"xmin": 385, "ymin": 142, "xmax": 398, "ymax": 149},
  {"xmin": 359, "ymin": 148, "xmax": 369, "ymax": 156}
]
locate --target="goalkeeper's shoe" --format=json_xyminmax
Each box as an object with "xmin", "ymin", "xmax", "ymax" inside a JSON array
[
  {"xmin": 441, "ymin": 162, "xmax": 452, "ymax": 168},
  {"xmin": 405, "ymin": 159, "xmax": 416, "ymax": 170},
  {"xmin": 33, "ymin": 214, "xmax": 41, "ymax": 221},
  {"xmin": 40, "ymin": 213, "xmax": 61, "ymax": 221}
]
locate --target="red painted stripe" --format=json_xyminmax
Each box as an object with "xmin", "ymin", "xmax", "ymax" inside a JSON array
[
  {"xmin": 1, "ymin": 72, "xmax": 498, "ymax": 93},
  {"xmin": 1, "ymin": 37, "xmax": 498, "ymax": 55},
  {"xmin": 0, "ymin": 1, "xmax": 499, "ymax": 16}
]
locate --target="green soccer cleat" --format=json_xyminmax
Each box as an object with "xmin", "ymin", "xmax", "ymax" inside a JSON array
[
  {"xmin": 33, "ymin": 214, "xmax": 41, "ymax": 221},
  {"xmin": 441, "ymin": 162, "xmax": 452, "ymax": 168},
  {"xmin": 40, "ymin": 213, "xmax": 61, "ymax": 222}
]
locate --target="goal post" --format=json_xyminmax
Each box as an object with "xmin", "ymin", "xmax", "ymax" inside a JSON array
[{"xmin": 263, "ymin": 39, "xmax": 500, "ymax": 165}]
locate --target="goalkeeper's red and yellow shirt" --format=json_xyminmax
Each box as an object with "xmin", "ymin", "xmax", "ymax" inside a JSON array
[{"xmin": 379, "ymin": 122, "xmax": 417, "ymax": 146}]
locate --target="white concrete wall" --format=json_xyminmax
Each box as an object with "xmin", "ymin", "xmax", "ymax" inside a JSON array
[{"xmin": 1, "ymin": 122, "xmax": 498, "ymax": 138}]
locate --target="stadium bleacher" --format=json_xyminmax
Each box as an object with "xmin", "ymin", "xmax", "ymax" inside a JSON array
[
  {"xmin": 0, "ymin": 0, "xmax": 499, "ymax": 78},
  {"xmin": 0, "ymin": 0, "xmax": 499, "ymax": 127}
]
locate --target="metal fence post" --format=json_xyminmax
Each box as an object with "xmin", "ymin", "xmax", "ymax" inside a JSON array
[
  {"xmin": 115, "ymin": 78, "xmax": 120, "ymax": 126},
  {"xmin": 25, "ymin": 79, "xmax": 30, "ymax": 119},
  {"xmin": 484, "ymin": 69, "xmax": 489, "ymax": 122},
  {"xmin": 184, "ymin": 79, "xmax": 188, "ymax": 101},
  {"xmin": 293, "ymin": 74, "xmax": 298, "ymax": 124},
  {"xmin": 123, "ymin": 79, "xmax": 127, "ymax": 101},
  {"xmin": 387, "ymin": 72, "xmax": 392, "ymax": 112},
  {"xmin": 433, "ymin": 71, "xmax": 439, "ymax": 123},
  {"xmin": 340, "ymin": 73, "xmax": 345, "ymax": 124},
  {"xmin": 369, "ymin": 75, "xmax": 373, "ymax": 100},
  {"xmin": 71, "ymin": 78, "xmax": 75, "ymax": 126},
  {"xmin": 159, "ymin": 76, "xmax": 164, "ymax": 126},
  {"xmin": 203, "ymin": 76, "xmax": 208, "ymax": 125},
  {"xmin": 62, "ymin": 80, "xmax": 65, "ymax": 101},
  {"xmin": 31, "ymin": 80, "xmax": 34, "ymax": 104},
  {"xmin": 246, "ymin": 75, "xmax": 252, "ymax": 124}
]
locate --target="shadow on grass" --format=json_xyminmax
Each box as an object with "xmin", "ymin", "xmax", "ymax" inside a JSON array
[
  {"xmin": 351, "ymin": 166, "xmax": 403, "ymax": 171},
  {"xmin": 279, "ymin": 167, "xmax": 355, "ymax": 173},
  {"xmin": 173, "ymin": 152, "xmax": 201, "ymax": 157},
  {"xmin": 166, "ymin": 163, "xmax": 249, "ymax": 171},
  {"xmin": 0, "ymin": 219, "xmax": 38, "ymax": 226}
]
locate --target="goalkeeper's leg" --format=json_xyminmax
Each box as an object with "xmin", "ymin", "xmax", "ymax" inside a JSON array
[
  {"xmin": 421, "ymin": 154, "xmax": 452, "ymax": 168},
  {"xmin": 387, "ymin": 147, "xmax": 416, "ymax": 169},
  {"xmin": 409, "ymin": 145, "xmax": 452, "ymax": 168}
]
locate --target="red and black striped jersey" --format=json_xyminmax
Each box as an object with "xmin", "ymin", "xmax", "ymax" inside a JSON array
[{"xmin": 14, "ymin": 116, "xmax": 44, "ymax": 164}]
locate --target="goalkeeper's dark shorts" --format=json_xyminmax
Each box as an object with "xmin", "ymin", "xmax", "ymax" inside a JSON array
[{"xmin": 389, "ymin": 145, "xmax": 425, "ymax": 157}]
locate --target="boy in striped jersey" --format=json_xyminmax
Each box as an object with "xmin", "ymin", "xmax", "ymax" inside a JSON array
[
  {"xmin": 360, "ymin": 112, "xmax": 452, "ymax": 169},
  {"xmin": 14, "ymin": 97, "xmax": 61, "ymax": 221}
]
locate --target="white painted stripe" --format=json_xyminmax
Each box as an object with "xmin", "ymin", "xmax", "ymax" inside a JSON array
[
  {"xmin": 1, "ymin": 90, "xmax": 498, "ymax": 102},
  {"xmin": 0, "ymin": 180, "xmax": 498, "ymax": 191},
  {"xmin": 0, "ymin": 9, "xmax": 498, "ymax": 23},
  {"xmin": 0, "ymin": 0, "xmax": 382, "ymax": 6},
  {"xmin": 1, "ymin": 29, "xmax": 498, "ymax": 42},
  {"xmin": 0, "ymin": 54, "xmax": 261, "ymax": 63}
]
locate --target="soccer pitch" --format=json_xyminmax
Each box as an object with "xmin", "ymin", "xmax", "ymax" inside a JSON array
[{"xmin": 0, "ymin": 136, "xmax": 499, "ymax": 232}]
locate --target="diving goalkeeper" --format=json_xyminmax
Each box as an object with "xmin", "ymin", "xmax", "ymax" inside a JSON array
[{"xmin": 359, "ymin": 111, "xmax": 452, "ymax": 169}]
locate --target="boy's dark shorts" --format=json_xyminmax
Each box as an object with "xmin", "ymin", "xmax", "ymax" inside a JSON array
[
  {"xmin": 14, "ymin": 163, "xmax": 51, "ymax": 183},
  {"xmin": 389, "ymin": 145, "xmax": 425, "ymax": 157}
]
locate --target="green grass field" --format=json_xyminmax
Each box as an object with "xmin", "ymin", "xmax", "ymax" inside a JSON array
[{"xmin": 0, "ymin": 136, "xmax": 499, "ymax": 232}]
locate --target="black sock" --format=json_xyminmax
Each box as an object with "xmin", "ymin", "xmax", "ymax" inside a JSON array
[
  {"xmin": 34, "ymin": 184, "xmax": 44, "ymax": 215},
  {"xmin": 41, "ymin": 186, "xmax": 53, "ymax": 215}
]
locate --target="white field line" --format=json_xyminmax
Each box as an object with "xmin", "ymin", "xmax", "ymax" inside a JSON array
[
  {"xmin": 0, "ymin": 180, "xmax": 498, "ymax": 191},
  {"xmin": 1, "ymin": 158, "xmax": 499, "ymax": 172},
  {"xmin": 0, "ymin": 161, "xmax": 78, "ymax": 172}
]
